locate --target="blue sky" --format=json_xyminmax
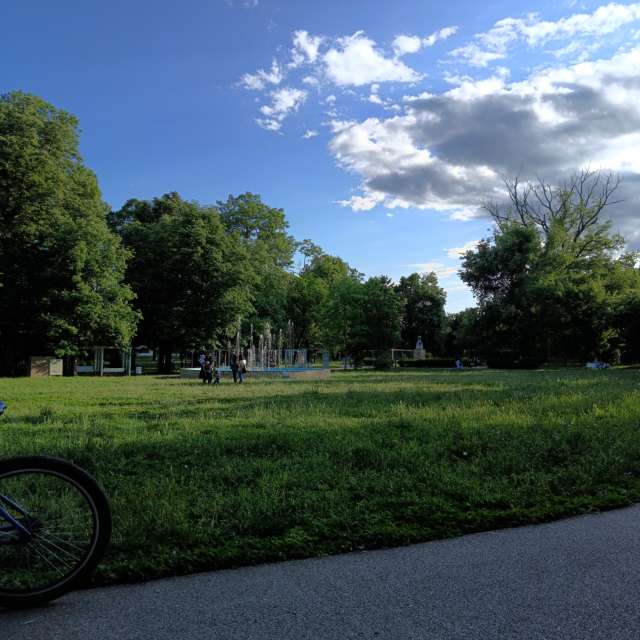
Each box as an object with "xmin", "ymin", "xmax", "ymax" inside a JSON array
[{"xmin": 2, "ymin": 0, "xmax": 640, "ymax": 311}]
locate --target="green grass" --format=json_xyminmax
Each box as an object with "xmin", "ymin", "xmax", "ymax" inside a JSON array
[{"xmin": 1, "ymin": 369, "xmax": 639, "ymax": 584}]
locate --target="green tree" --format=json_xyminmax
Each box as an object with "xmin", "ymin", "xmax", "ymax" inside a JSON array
[
  {"xmin": 395, "ymin": 272, "xmax": 447, "ymax": 355},
  {"xmin": 0, "ymin": 92, "xmax": 138, "ymax": 375},
  {"xmin": 114, "ymin": 193, "xmax": 252, "ymax": 372},
  {"xmin": 348, "ymin": 276, "xmax": 405, "ymax": 367},
  {"xmin": 445, "ymin": 308, "xmax": 482, "ymax": 357},
  {"xmin": 319, "ymin": 275, "xmax": 365, "ymax": 356},
  {"xmin": 217, "ymin": 193, "xmax": 295, "ymax": 333},
  {"xmin": 462, "ymin": 171, "xmax": 637, "ymax": 363}
]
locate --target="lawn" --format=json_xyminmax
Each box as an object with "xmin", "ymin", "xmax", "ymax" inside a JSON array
[{"xmin": 0, "ymin": 368, "xmax": 639, "ymax": 585}]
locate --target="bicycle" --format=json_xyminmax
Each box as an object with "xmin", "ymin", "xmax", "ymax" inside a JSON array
[{"xmin": 0, "ymin": 400, "xmax": 112, "ymax": 608}]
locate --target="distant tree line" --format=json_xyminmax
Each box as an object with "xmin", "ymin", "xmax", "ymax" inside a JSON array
[{"xmin": 1, "ymin": 92, "xmax": 638, "ymax": 375}]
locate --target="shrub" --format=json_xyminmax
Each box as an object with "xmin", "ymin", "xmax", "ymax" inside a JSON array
[{"xmin": 398, "ymin": 358, "xmax": 460, "ymax": 368}]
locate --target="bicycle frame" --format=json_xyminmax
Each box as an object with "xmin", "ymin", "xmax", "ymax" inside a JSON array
[
  {"xmin": 0, "ymin": 494, "xmax": 33, "ymax": 543},
  {"xmin": 0, "ymin": 399, "xmax": 31, "ymax": 542}
]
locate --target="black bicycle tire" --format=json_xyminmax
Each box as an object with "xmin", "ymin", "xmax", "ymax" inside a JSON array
[{"xmin": 0, "ymin": 456, "xmax": 111, "ymax": 608}]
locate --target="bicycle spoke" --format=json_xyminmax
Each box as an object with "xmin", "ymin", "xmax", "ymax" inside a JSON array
[{"xmin": 0, "ymin": 466, "xmax": 99, "ymax": 595}]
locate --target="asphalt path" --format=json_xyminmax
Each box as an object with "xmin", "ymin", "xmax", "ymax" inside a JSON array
[{"xmin": 4, "ymin": 505, "xmax": 640, "ymax": 640}]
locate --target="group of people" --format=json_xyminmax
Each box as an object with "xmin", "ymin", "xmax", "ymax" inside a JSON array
[{"xmin": 197, "ymin": 351, "xmax": 247, "ymax": 385}]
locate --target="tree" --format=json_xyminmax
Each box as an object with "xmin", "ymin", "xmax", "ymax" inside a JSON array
[
  {"xmin": 289, "ymin": 252, "xmax": 362, "ymax": 350},
  {"xmin": 114, "ymin": 193, "xmax": 252, "ymax": 372},
  {"xmin": 461, "ymin": 170, "xmax": 637, "ymax": 363},
  {"xmin": 296, "ymin": 239, "xmax": 323, "ymax": 270},
  {"xmin": 0, "ymin": 92, "xmax": 138, "ymax": 375},
  {"xmin": 444, "ymin": 308, "xmax": 482, "ymax": 357},
  {"xmin": 319, "ymin": 275, "xmax": 365, "ymax": 356},
  {"xmin": 395, "ymin": 272, "xmax": 447, "ymax": 355},
  {"xmin": 348, "ymin": 276, "xmax": 405, "ymax": 366},
  {"xmin": 217, "ymin": 193, "xmax": 295, "ymax": 333},
  {"xmin": 483, "ymin": 169, "xmax": 623, "ymax": 259}
]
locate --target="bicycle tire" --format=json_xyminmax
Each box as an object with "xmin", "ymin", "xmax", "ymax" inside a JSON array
[{"xmin": 0, "ymin": 456, "xmax": 111, "ymax": 608}]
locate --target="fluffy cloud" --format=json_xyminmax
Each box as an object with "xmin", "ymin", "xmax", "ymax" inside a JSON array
[
  {"xmin": 331, "ymin": 47, "xmax": 640, "ymax": 243},
  {"xmin": 451, "ymin": 2, "xmax": 640, "ymax": 66},
  {"xmin": 290, "ymin": 30, "xmax": 323, "ymax": 68},
  {"xmin": 256, "ymin": 87, "xmax": 307, "ymax": 131},
  {"xmin": 446, "ymin": 241, "xmax": 481, "ymax": 259},
  {"xmin": 324, "ymin": 31, "xmax": 423, "ymax": 86},
  {"xmin": 303, "ymin": 129, "xmax": 319, "ymax": 138},
  {"xmin": 240, "ymin": 60, "xmax": 283, "ymax": 90},
  {"xmin": 392, "ymin": 26, "xmax": 458, "ymax": 56}
]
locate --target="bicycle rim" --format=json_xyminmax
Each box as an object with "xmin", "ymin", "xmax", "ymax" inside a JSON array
[{"xmin": 0, "ymin": 466, "xmax": 100, "ymax": 598}]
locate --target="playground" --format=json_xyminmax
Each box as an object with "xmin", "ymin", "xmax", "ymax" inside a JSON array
[{"xmin": 0, "ymin": 367, "xmax": 638, "ymax": 585}]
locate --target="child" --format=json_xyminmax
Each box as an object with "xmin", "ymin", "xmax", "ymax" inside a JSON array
[
  {"xmin": 203, "ymin": 358, "xmax": 213, "ymax": 384},
  {"xmin": 213, "ymin": 367, "xmax": 221, "ymax": 384}
]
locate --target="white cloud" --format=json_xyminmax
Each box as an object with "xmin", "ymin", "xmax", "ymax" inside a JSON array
[
  {"xmin": 450, "ymin": 3, "xmax": 640, "ymax": 67},
  {"xmin": 336, "ymin": 191, "xmax": 386, "ymax": 211},
  {"xmin": 257, "ymin": 87, "xmax": 307, "ymax": 131},
  {"xmin": 408, "ymin": 261, "xmax": 459, "ymax": 279},
  {"xmin": 446, "ymin": 240, "xmax": 480, "ymax": 259},
  {"xmin": 226, "ymin": 0, "xmax": 259, "ymax": 7},
  {"xmin": 423, "ymin": 26, "xmax": 458, "ymax": 47},
  {"xmin": 328, "ymin": 46, "xmax": 640, "ymax": 245},
  {"xmin": 449, "ymin": 207, "xmax": 481, "ymax": 221},
  {"xmin": 240, "ymin": 60, "xmax": 283, "ymax": 90},
  {"xmin": 290, "ymin": 30, "xmax": 324, "ymax": 68},
  {"xmin": 323, "ymin": 31, "xmax": 423, "ymax": 86},
  {"xmin": 255, "ymin": 118, "xmax": 282, "ymax": 132},
  {"xmin": 303, "ymin": 129, "xmax": 319, "ymax": 138},
  {"xmin": 392, "ymin": 35, "xmax": 423, "ymax": 56},
  {"xmin": 393, "ymin": 27, "xmax": 458, "ymax": 56}
]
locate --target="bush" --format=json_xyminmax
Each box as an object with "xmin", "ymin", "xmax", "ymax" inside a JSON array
[
  {"xmin": 374, "ymin": 353, "xmax": 393, "ymax": 370},
  {"xmin": 398, "ymin": 358, "xmax": 461, "ymax": 368}
]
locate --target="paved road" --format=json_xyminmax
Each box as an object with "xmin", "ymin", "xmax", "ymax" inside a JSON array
[{"xmin": 4, "ymin": 505, "xmax": 640, "ymax": 640}]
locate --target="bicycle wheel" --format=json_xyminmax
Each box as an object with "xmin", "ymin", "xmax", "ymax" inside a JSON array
[{"xmin": 0, "ymin": 456, "xmax": 111, "ymax": 608}]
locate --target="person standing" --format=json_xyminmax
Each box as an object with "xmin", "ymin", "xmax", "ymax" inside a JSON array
[
  {"xmin": 198, "ymin": 351, "xmax": 206, "ymax": 380},
  {"xmin": 238, "ymin": 353, "xmax": 247, "ymax": 384},
  {"xmin": 230, "ymin": 352, "xmax": 238, "ymax": 383}
]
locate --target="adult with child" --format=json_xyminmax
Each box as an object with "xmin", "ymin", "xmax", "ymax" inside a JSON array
[{"xmin": 202, "ymin": 357, "xmax": 213, "ymax": 384}]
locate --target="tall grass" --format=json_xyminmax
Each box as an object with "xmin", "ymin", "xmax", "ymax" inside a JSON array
[{"xmin": 0, "ymin": 369, "xmax": 639, "ymax": 583}]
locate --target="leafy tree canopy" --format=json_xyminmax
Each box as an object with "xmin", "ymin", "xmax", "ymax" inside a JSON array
[
  {"xmin": 0, "ymin": 91, "xmax": 138, "ymax": 374},
  {"xmin": 114, "ymin": 193, "xmax": 253, "ymax": 371}
]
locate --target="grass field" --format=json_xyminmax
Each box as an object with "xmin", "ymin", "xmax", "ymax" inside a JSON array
[{"xmin": 0, "ymin": 368, "xmax": 639, "ymax": 585}]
